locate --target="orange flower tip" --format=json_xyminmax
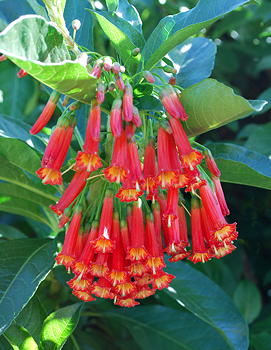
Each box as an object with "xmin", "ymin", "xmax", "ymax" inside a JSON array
[
  {"xmin": 188, "ymin": 252, "xmax": 211, "ymax": 264},
  {"xmin": 93, "ymin": 236, "xmax": 114, "ymax": 253},
  {"xmin": 145, "ymin": 257, "xmax": 165, "ymax": 274},
  {"xmin": 114, "ymin": 298, "xmax": 140, "ymax": 307},
  {"xmin": 72, "ymin": 262, "xmax": 89, "ymax": 276},
  {"xmin": 55, "ymin": 253, "xmax": 75, "ymax": 267},
  {"xmin": 92, "ymin": 285, "xmax": 114, "ymax": 299},
  {"xmin": 127, "ymin": 247, "xmax": 148, "ymax": 262},
  {"xmin": 72, "ymin": 290, "xmax": 96, "ymax": 302},
  {"xmin": 114, "ymin": 282, "xmax": 135, "ymax": 297},
  {"xmin": 36, "ymin": 168, "xmax": 62, "ymax": 185},
  {"xmin": 152, "ymin": 273, "xmax": 175, "ymax": 290},
  {"xmin": 212, "ymin": 223, "xmax": 237, "ymax": 243},
  {"xmin": 76, "ymin": 152, "xmax": 102, "ymax": 172},
  {"xmin": 164, "ymin": 242, "xmax": 187, "ymax": 255},
  {"xmin": 128, "ymin": 262, "xmax": 147, "ymax": 276},
  {"xmin": 212, "ymin": 243, "xmax": 236, "ymax": 259},
  {"xmin": 89, "ymin": 264, "xmax": 109, "ymax": 277},
  {"xmin": 108, "ymin": 271, "xmax": 128, "ymax": 285},
  {"xmin": 103, "ymin": 166, "xmax": 127, "ymax": 183},
  {"xmin": 115, "ymin": 188, "xmax": 143, "ymax": 202},
  {"xmin": 181, "ymin": 150, "xmax": 203, "ymax": 170},
  {"xmin": 67, "ymin": 277, "xmax": 92, "ymax": 291},
  {"xmin": 185, "ymin": 179, "xmax": 206, "ymax": 193},
  {"xmin": 136, "ymin": 274, "xmax": 153, "ymax": 287},
  {"xmin": 156, "ymin": 172, "xmax": 178, "ymax": 189},
  {"xmin": 169, "ymin": 250, "xmax": 190, "ymax": 262},
  {"xmin": 50, "ymin": 204, "xmax": 63, "ymax": 216},
  {"xmin": 134, "ymin": 288, "xmax": 155, "ymax": 299}
]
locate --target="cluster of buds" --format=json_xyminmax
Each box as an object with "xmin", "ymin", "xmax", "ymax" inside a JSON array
[{"xmin": 15, "ymin": 54, "xmax": 238, "ymax": 307}]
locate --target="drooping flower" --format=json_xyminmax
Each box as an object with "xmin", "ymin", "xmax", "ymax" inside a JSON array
[
  {"xmin": 123, "ymin": 82, "xmax": 133, "ymax": 122},
  {"xmin": 160, "ymin": 86, "xmax": 188, "ymax": 121},
  {"xmin": 110, "ymin": 98, "xmax": 122, "ymax": 137}
]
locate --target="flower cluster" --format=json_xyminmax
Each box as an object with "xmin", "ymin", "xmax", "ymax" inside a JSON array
[{"xmin": 24, "ymin": 55, "xmax": 238, "ymax": 306}]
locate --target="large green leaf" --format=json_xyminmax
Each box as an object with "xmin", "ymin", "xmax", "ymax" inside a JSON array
[
  {"xmin": 15, "ymin": 296, "xmax": 46, "ymax": 343},
  {"xmin": 208, "ymin": 143, "xmax": 271, "ymax": 190},
  {"xmin": 0, "ymin": 15, "xmax": 97, "ymax": 103},
  {"xmin": 143, "ymin": 0, "xmax": 249, "ymax": 70},
  {"xmin": 40, "ymin": 303, "xmax": 83, "ymax": 350},
  {"xmin": 0, "ymin": 224, "xmax": 26, "ymax": 240},
  {"xmin": 165, "ymin": 263, "xmax": 249, "ymax": 350},
  {"xmin": 0, "ymin": 156, "xmax": 57, "ymax": 202},
  {"xmin": 181, "ymin": 79, "xmax": 267, "ymax": 137},
  {"xmin": 88, "ymin": 9, "xmax": 144, "ymax": 73},
  {"xmin": 101, "ymin": 305, "xmax": 233, "ymax": 350},
  {"xmin": 0, "ymin": 60, "xmax": 38, "ymax": 118},
  {"xmin": 233, "ymin": 280, "xmax": 262, "ymax": 324},
  {"xmin": 4, "ymin": 324, "xmax": 38, "ymax": 350},
  {"xmin": 170, "ymin": 37, "xmax": 217, "ymax": 88},
  {"xmin": 0, "ymin": 239, "xmax": 56, "ymax": 334}
]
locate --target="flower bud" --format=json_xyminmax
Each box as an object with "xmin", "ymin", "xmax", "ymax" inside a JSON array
[
  {"xmin": 132, "ymin": 48, "xmax": 140, "ymax": 56},
  {"xmin": 103, "ymin": 56, "xmax": 112, "ymax": 71},
  {"xmin": 116, "ymin": 74, "xmax": 125, "ymax": 91},
  {"xmin": 112, "ymin": 62, "xmax": 121, "ymax": 74},
  {"xmin": 143, "ymin": 71, "xmax": 155, "ymax": 83},
  {"xmin": 163, "ymin": 65, "xmax": 177, "ymax": 74},
  {"xmin": 168, "ymin": 76, "xmax": 176, "ymax": 85},
  {"xmin": 0, "ymin": 55, "xmax": 7, "ymax": 62},
  {"xmin": 17, "ymin": 69, "xmax": 28, "ymax": 78},
  {"xmin": 72, "ymin": 19, "xmax": 81, "ymax": 31},
  {"xmin": 96, "ymin": 82, "xmax": 106, "ymax": 104}
]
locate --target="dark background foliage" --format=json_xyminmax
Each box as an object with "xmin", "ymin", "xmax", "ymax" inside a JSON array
[{"xmin": 0, "ymin": 0, "xmax": 270, "ymax": 349}]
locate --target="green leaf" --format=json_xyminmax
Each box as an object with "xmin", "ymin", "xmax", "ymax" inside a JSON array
[
  {"xmin": 233, "ymin": 280, "xmax": 262, "ymax": 324},
  {"xmin": 106, "ymin": 0, "xmax": 118, "ymax": 12},
  {"xmin": 64, "ymin": 0, "xmax": 94, "ymax": 50},
  {"xmin": 207, "ymin": 143, "xmax": 271, "ymax": 190},
  {"xmin": 256, "ymin": 87, "xmax": 271, "ymax": 114},
  {"xmin": 0, "ymin": 224, "xmax": 26, "ymax": 240},
  {"xmin": 0, "ymin": 155, "xmax": 57, "ymax": 202},
  {"xmin": 143, "ymin": 0, "xmax": 250, "ymax": 70},
  {"xmin": 0, "ymin": 15, "xmax": 97, "ymax": 103},
  {"xmin": 169, "ymin": 37, "xmax": 216, "ymax": 88},
  {"xmin": 88, "ymin": 9, "xmax": 144, "ymax": 73},
  {"xmin": 102, "ymin": 305, "xmax": 235, "ymax": 350},
  {"xmin": 4, "ymin": 324, "xmax": 38, "ymax": 350},
  {"xmin": 0, "ymin": 197, "xmax": 51, "ymax": 226},
  {"xmin": 0, "ymin": 183, "xmax": 52, "ymax": 207},
  {"xmin": 40, "ymin": 303, "xmax": 83, "ymax": 350},
  {"xmin": 250, "ymin": 332, "xmax": 271, "ymax": 350},
  {"xmin": 165, "ymin": 263, "xmax": 249, "ymax": 350},
  {"xmin": 0, "ymin": 60, "xmax": 38, "ymax": 118},
  {"xmin": 244, "ymin": 121, "xmax": 271, "ymax": 156},
  {"xmin": 16, "ymin": 296, "xmax": 47, "ymax": 343},
  {"xmin": 0, "ymin": 239, "xmax": 56, "ymax": 334},
  {"xmin": 116, "ymin": 0, "xmax": 142, "ymax": 33},
  {"xmin": 181, "ymin": 79, "xmax": 267, "ymax": 137},
  {"xmin": 0, "ymin": 138, "xmax": 41, "ymax": 175}
]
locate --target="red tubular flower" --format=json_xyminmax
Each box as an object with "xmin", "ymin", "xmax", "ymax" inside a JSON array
[
  {"xmin": 188, "ymin": 196, "xmax": 210, "ymax": 263},
  {"xmin": 113, "ymin": 281, "xmax": 136, "ymax": 298},
  {"xmin": 152, "ymin": 201, "xmax": 163, "ymax": 255},
  {"xmin": 67, "ymin": 276, "xmax": 93, "ymax": 291},
  {"xmin": 212, "ymin": 176, "xmax": 230, "ymax": 216},
  {"xmin": 90, "ymin": 60, "xmax": 102, "ymax": 78},
  {"xmin": 169, "ymin": 76, "xmax": 176, "ymax": 85},
  {"xmin": 125, "ymin": 122, "xmax": 136, "ymax": 139},
  {"xmin": 116, "ymin": 178, "xmax": 143, "ymax": 202},
  {"xmin": 89, "ymin": 253, "xmax": 110, "ymax": 277},
  {"xmin": 72, "ymin": 222, "xmax": 98, "ymax": 276},
  {"xmin": 103, "ymin": 132, "xmax": 128, "ymax": 183},
  {"xmin": 141, "ymin": 141, "xmax": 158, "ymax": 198},
  {"xmin": 160, "ymin": 86, "xmax": 188, "ymax": 121},
  {"xmin": 92, "ymin": 277, "xmax": 114, "ymax": 299},
  {"xmin": 96, "ymin": 82, "xmax": 105, "ymax": 104},
  {"xmin": 143, "ymin": 71, "xmax": 155, "ymax": 83},
  {"xmin": 116, "ymin": 74, "xmax": 125, "ymax": 91},
  {"xmin": 30, "ymin": 91, "xmax": 60, "ymax": 134},
  {"xmin": 132, "ymin": 106, "xmax": 142, "ymax": 127},
  {"xmin": 37, "ymin": 113, "xmax": 76, "ymax": 185},
  {"xmin": 123, "ymin": 82, "xmax": 133, "ymax": 122},
  {"xmin": 108, "ymin": 213, "xmax": 128, "ymax": 285},
  {"xmin": 50, "ymin": 170, "xmax": 89, "ymax": 215},
  {"xmin": 145, "ymin": 215, "xmax": 165, "ymax": 274},
  {"xmin": 120, "ymin": 220, "xmax": 130, "ymax": 253},
  {"xmin": 204, "ymin": 150, "xmax": 221, "ymax": 177},
  {"xmin": 163, "ymin": 187, "xmax": 179, "ymax": 227},
  {"xmin": 169, "ymin": 118, "xmax": 203, "ymax": 170},
  {"xmin": 87, "ymin": 103, "xmax": 101, "ymax": 141},
  {"xmin": 156, "ymin": 127, "xmax": 179, "ymax": 188},
  {"xmin": 200, "ymin": 184, "xmax": 237, "ymax": 243},
  {"xmin": 17, "ymin": 69, "xmax": 28, "ymax": 78},
  {"xmin": 127, "ymin": 141, "xmax": 143, "ymax": 185},
  {"xmin": 110, "ymin": 98, "xmax": 123, "ymax": 137},
  {"xmin": 127, "ymin": 201, "xmax": 148, "ymax": 262},
  {"xmin": 152, "ymin": 272, "xmax": 175, "ymax": 290},
  {"xmin": 55, "ymin": 210, "xmax": 82, "ymax": 268},
  {"xmin": 114, "ymin": 297, "xmax": 139, "ymax": 307},
  {"xmin": 72, "ymin": 290, "xmax": 96, "ymax": 302},
  {"xmin": 93, "ymin": 191, "xmax": 114, "ymax": 253}
]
